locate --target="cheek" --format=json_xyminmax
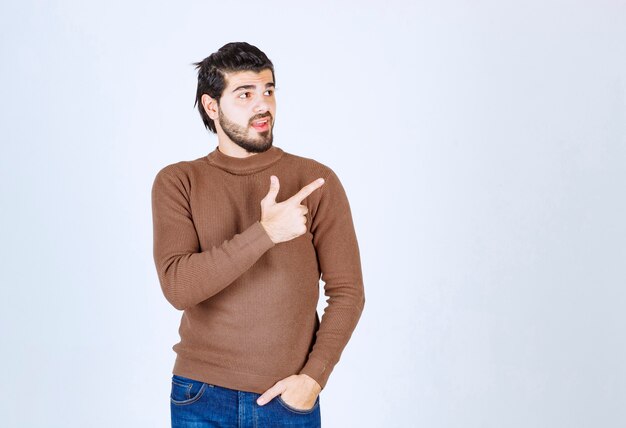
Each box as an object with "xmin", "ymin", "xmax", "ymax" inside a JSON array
[{"xmin": 226, "ymin": 109, "xmax": 251, "ymax": 127}]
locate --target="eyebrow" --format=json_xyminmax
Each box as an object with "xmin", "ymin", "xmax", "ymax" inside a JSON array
[{"xmin": 231, "ymin": 82, "xmax": 275, "ymax": 93}]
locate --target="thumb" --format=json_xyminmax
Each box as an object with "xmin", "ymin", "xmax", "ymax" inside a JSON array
[{"xmin": 263, "ymin": 175, "xmax": 280, "ymax": 204}]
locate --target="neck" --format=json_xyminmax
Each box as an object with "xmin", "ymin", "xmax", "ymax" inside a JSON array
[{"xmin": 206, "ymin": 144, "xmax": 284, "ymax": 176}]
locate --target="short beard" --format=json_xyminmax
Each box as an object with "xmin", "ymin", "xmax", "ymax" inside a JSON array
[{"xmin": 218, "ymin": 109, "xmax": 274, "ymax": 154}]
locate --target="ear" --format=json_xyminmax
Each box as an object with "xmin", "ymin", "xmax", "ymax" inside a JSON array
[{"xmin": 201, "ymin": 94, "xmax": 219, "ymax": 120}]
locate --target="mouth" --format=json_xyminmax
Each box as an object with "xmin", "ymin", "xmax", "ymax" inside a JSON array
[{"xmin": 251, "ymin": 117, "xmax": 271, "ymax": 132}]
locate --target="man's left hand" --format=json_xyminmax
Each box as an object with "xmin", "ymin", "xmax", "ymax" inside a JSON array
[{"xmin": 256, "ymin": 374, "xmax": 322, "ymax": 410}]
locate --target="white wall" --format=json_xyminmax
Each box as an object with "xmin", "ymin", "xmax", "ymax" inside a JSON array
[{"xmin": 1, "ymin": 1, "xmax": 625, "ymax": 427}]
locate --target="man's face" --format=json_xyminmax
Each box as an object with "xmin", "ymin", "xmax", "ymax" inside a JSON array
[{"xmin": 216, "ymin": 69, "xmax": 276, "ymax": 153}]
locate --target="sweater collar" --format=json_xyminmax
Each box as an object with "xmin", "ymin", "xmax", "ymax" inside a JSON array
[{"xmin": 205, "ymin": 145, "xmax": 284, "ymax": 175}]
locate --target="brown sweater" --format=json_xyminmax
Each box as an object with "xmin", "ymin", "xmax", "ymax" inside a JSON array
[{"xmin": 151, "ymin": 144, "xmax": 365, "ymax": 394}]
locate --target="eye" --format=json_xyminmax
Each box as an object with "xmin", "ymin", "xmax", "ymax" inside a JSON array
[
  {"xmin": 238, "ymin": 92, "xmax": 251, "ymax": 99},
  {"xmin": 264, "ymin": 89, "xmax": 274, "ymax": 96}
]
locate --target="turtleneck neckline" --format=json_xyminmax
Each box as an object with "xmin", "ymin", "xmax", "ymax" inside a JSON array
[{"xmin": 205, "ymin": 145, "xmax": 284, "ymax": 175}]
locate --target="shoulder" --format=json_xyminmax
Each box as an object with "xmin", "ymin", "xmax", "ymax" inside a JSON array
[
  {"xmin": 279, "ymin": 149, "xmax": 339, "ymax": 182},
  {"xmin": 153, "ymin": 155, "xmax": 208, "ymax": 181},
  {"xmin": 151, "ymin": 156, "xmax": 210, "ymax": 197}
]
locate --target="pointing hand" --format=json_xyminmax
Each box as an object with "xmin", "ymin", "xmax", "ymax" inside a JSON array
[{"xmin": 260, "ymin": 175, "xmax": 325, "ymax": 244}]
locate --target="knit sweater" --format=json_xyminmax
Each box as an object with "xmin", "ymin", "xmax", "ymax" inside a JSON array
[{"xmin": 151, "ymin": 144, "xmax": 365, "ymax": 394}]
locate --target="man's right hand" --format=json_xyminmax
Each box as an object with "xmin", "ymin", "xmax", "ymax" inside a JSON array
[{"xmin": 260, "ymin": 175, "xmax": 325, "ymax": 244}]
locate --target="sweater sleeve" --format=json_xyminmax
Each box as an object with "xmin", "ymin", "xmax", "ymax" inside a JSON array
[
  {"xmin": 151, "ymin": 167, "xmax": 276, "ymax": 310},
  {"xmin": 298, "ymin": 169, "xmax": 366, "ymax": 390}
]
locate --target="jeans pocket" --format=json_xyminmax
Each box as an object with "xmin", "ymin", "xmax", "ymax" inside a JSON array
[
  {"xmin": 170, "ymin": 374, "xmax": 208, "ymax": 405},
  {"xmin": 276, "ymin": 394, "xmax": 320, "ymax": 414}
]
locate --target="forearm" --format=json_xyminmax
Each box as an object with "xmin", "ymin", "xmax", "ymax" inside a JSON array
[
  {"xmin": 299, "ymin": 277, "xmax": 365, "ymax": 389},
  {"xmin": 154, "ymin": 220, "xmax": 275, "ymax": 310}
]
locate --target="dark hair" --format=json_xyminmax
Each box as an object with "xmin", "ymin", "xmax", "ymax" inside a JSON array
[{"xmin": 192, "ymin": 42, "xmax": 275, "ymax": 133}]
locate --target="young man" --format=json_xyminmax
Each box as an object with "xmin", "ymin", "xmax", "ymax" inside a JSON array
[{"xmin": 151, "ymin": 42, "xmax": 365, "ymax": 427}]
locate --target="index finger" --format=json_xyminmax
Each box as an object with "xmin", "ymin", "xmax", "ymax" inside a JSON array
[
  {"xmin": 287, "ymin": 177, "xmax": 325, "ymax": 204},
  {"xmin": 256, "ymin": 381, "xmax": 287, "ymax": 406}
]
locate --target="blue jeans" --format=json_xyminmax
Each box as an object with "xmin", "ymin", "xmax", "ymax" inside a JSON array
[{"xmin": 170, "ymin": 374, "xmax": 321, "ymax": 427}]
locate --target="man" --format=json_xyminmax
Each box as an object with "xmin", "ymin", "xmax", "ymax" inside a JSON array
[{"xmin": 151, "ymin": 42, "xmax": 365, "ymax": 427}]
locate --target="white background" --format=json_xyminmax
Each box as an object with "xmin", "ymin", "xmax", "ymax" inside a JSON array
[{"xmin": 1, "ymin": 1, "xmax": 625, "ymax": 427}]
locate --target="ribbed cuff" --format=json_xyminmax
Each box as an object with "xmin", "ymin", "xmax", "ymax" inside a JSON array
[
  {"xmin": 298, "ymin": 356, "xmax": 331, "ymax": 390},
  {"xmin": 249, "ymin": 220, "xmax": 276, "ymax": 252}
]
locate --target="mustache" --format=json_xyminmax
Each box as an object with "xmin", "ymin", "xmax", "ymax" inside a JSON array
[{"xmin": 250, "ymin": 113, "xmax": 272, "ymax": 124}]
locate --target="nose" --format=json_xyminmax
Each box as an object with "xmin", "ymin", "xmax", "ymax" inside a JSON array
[{"xmin": 253, "ymin": 97, "xmax": 270, "ymax": 114}]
